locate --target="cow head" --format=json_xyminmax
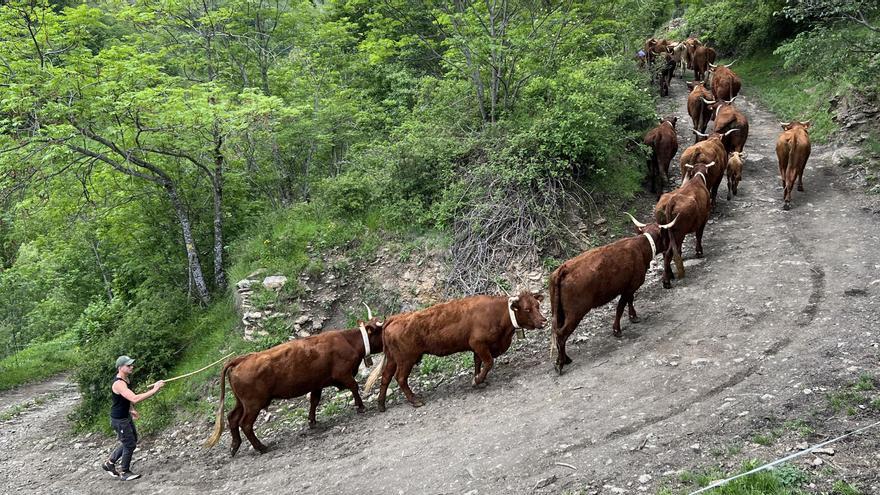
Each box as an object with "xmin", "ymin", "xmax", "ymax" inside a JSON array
[
  {"xmin": 625, "ymin": 213, "xmax": 678, "ymax": 256},
  {"xmin": 509, "ymin": 291, "xmax": 547, "ymax": 330},
  {"xmin": 780, "ymin": 121, "xmax": 811, "ymax": 131},
  {"xmin": 682, "ymin": 160, "xmax": 716, "ymax": 183},
  {"xmin": 660, "ymin": 116, "xmax": 677, "ymax": 128},
  {"xmin": 360, "ymin": 302, "xmax": 386, "ymax": 353}
]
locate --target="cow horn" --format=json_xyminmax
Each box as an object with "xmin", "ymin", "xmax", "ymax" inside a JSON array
[
  {"xmin": 708, "ymin": 62, "xmax": 717, "ymax": 68},
  {"xmin": 692, "ymin": 129, "xmax": 709, "ymax": 137},
  {"xmin": 723, "ymin": 128, "xmax": 740, "ymax": 136},
  {"xmin": 701, "ymin": 97, "xmax": 716, "ymax": 105},
  {"xmin": 659, "ymin": 214, "xmax": 679, "ymax": 229},
  {"xmin": 725, "ymin": 96, "xmax": 738, "ymax": 104},
  {"xmin": 625, "ymin": 212, "xmax": 647, "ymax": 229},
  {"xmin": 780, "ymin": 121, "xmax": 790, "ymax": 127},
  {"xmin": 684, "ymin": 163, "xmax": 694, "ymax": 169},
  {"xmin": 705, "ymin": 161, "xmax": 716, "ymax": 168},
  {"xmin": 362, "ymin": 302, "xmax": 373, "ymax": 320},
  {"xmin": 800, "ymin": 120, "xmax": 811, "ymax": 126},
  {"xmin": 724, "ymin": 60, "xmax": 737, "ymax": 68}
]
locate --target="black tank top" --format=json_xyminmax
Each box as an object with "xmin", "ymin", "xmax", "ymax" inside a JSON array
[{"xmin": 111, "ymin": 376, "xmax": 132, "ymax": 419}]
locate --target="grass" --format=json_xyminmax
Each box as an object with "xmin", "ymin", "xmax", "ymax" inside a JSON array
[
  {"xmin": 677, "ymin": 459, "xmax": 811, "ymax": 494},
  {"xmin": 0, "ymin": 393, "xmax": 58, "ymax": 421},
  {"xmin": 826, "ymin": 374, "xmax": 878, "ymax": 416},
  {"xmin": 418, "ymin": 353, "xmax": 474, "ymax": 377},
  {"xmin": 0, "ymin": 332, "xmax": 80, "ymax": 391},
  {"xmin": 731, "ymin": 52, "xmax": 838, "ymax": 144}
]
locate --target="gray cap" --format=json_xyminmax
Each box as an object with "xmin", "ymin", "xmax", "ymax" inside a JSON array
[{"xmin": 115, "ymin": 355, "xmax": 135, "ymax": 368}]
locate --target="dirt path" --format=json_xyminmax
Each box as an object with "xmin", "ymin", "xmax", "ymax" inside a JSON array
[{"xmin": 3, "ymin": 77, "xmax": 880, "ymax": 495}]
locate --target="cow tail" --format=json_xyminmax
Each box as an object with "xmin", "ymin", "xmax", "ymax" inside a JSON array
[
  {"xmin": 204, "ymin": 356, "xmax": 243, "ymax": 448},
  {"xmin": 363, "ymin": 354, "xmax": 386, "ymax": 393}
]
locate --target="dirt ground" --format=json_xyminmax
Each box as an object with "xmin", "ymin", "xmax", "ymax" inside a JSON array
[{"xmin": 2, "ymin": 77, "xmax": 880, "ymax": 495}]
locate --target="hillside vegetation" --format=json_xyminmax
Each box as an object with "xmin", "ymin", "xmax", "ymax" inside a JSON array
[{"xmin": 0, "ymin": 0, "xmax": 877, "ymax": 434}]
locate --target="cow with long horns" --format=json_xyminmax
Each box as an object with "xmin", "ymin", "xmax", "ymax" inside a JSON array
[
  {"xmin": 681, "ymin": 129, "xmax": 737, "ymax": 208},
  {"xmin": 655, "ymin": 162, "xmax": 714, "ymax": 288},
  {"xmin": 686, "ymin": 81, "xmax": 715, "ymax": 140},
  {"xmin": 549, "ymin": 214, "xmax": 678, "ymax": 374},
  {"xmin": 205, "ymin": 304, "xmax": 385, "ymax": 456},
  {"xmin": 776, "ymin": 121, "xmax": 812, "ymax": 210},
  {"xmin": 708, "ymin": 61, "xmax": 741, "ymax": 102},
  {"xmin": 712, "ymin": 97, "xmax": 749, "ymax": 153},
  {"xmin": 365, "ymin": 291, "xmax": 546, "ymax": 411}
]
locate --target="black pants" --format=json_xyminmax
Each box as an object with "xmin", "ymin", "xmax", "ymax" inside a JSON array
[{"xmin": 109, "ymin": 417, "xmax": 138, "ymax": 472}]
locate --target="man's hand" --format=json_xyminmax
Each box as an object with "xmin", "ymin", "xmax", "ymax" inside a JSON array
[
  {"xmin": 131, "ymin": 409, "xmax": 140, "ymax": 420},
  {"xmin": 153, "ymin": 380, "xmax": 165, "ymax": 390}
]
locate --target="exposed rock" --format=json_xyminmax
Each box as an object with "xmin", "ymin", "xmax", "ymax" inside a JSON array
[{"xmin": 263, "ymin": 275, "xmax": 288, "ymax": 290}]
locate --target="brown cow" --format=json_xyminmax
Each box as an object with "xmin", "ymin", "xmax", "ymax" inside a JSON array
[
  {"xmin": 686, "ymin": 81, "xmax": 716, "ymax": 140},
  {"xmin": 708, "ymin": 62, "xmax": 741, "ymax": 102},
  {"xmin": 712, "ymin": 97, "xmax": 749, "ymax": 153},
  {"xmin": 643, "ymin": 116, "xmax": 679, "ymax": 197},
  {"xmin": 549, "ymin": 214, "xmax": 678, "ymax": 374},
  {"xmin": 684, "ymin": 37, "xmax": 701, "ymax": 70},
  {"xmin": 692, "ymin": 46, "xmax": 716, "ymax": 82},
  {"xmin": 655, "ymin": 162, "xmax": 714, "ymax": 289},
  {"xmin": 205, "ymin": 314, "xmax": 386, "ymax": 456},
  {"xmin": 366, "ymin": 291, "xmax": 546, "ymax": 411},
  {"xmin": 681, "ymin": 129, "xmax": 737, "ymax": 208},
  {"xmin": 726, "ymin": 151, "xmax": 745, "ymax": 201},
  {"xmin": 776, "ymin": 121, "xmax": 812, "ymax": 210}
]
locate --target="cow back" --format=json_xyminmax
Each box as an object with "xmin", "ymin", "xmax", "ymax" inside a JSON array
[
  {"xmin": 680, "ymin": 139, "xmax": 727, "ymax": 189},
  {"xmin": 655, "ymin": 179, "xmax": 711, "ymax": 239}
]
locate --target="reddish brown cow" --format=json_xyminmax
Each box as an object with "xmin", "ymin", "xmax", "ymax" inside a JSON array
[
  {"xmin": 776, "ymin": 121, "xmax": 812, "ymax": 210},
  {"xmin": 549, "ymin": 214, "xmax": 678, "ymax": 374},
  {"xmin": 684, "ymin": 37, "xmax": 701, "ymax": 70},
  {"xmin": 686, "ymin": 81, "xmax": 716, "ymax": 140},
  {"xmin": 681, "ymin": 129, "xmax": 736, "ymax": 208},
  {"xmin": 366, "ymin": 291, "xmax": 546, "ymax": 410},
  {"xmin": 708, "ymin": 62, "xmax": 741, "ymax": 102},
  {"xmin": 712, "ymin": 97, "xmax": 749, "ymax": 153},
  {"xmin": 205, "ymin": 315, "xmax": 386, "ymax": 456},
  {"xmin": 692, "ymin": 46, "xmax": 716, "ymax": 82},
  {"xmin": 655, "ymin": 162, "xmax": 714, "ymax": 289},
  {"xmin": 643, "ymin": 116, "xmax": 679, "ymax": 197},
  {"xmin": 726, "ymin": 151, "xmax": 745, "ymax": 201}
]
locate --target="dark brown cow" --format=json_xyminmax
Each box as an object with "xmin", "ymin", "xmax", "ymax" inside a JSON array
[
  {"xmin": 366, "ymin": 291, "xmax": 546, "ymax": 411},
  {"xmin": 686, "ymin": 81, "xmax": 716, "ymax": 140},
  {"xmin": 549, "ymin": 214, "xmax": 678, "ymax": 374},
  {"xmin": 643, "ymin": 116, "xmax": 679, "ymax": 197},
  {"xmin": 655, "ymin": 162, "xmax": 714, "ymax": 288},
  {"xmin": 712, "ymin": 97, "xmax": 749, "ymax": 153},
  {"xmin": 726, "ymin": 151, "xmax": 745, "ymax": 201},
  {"xmin": 657, "ymin": 52, "xmax": 676, "ymax": 96},
  {"xmin": 776, "ymin": 121, "xmax": 812, "ymax": 210},
  {"xmin": 681, "ymin": 129, "xmax": 736, "ymax": 208},
  {"xmin": 708, "ymin": 62, "xmax": 741, "ymax": 102},
  {"xmin": 692, "ymin": 46, "xmax": 716, "ymax": 82},
  {"xmin": 205, "ymin": 315, "xmax": 386, "ymax": 456}
]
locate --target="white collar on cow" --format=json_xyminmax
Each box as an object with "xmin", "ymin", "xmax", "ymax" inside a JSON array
[
  {"xmin": 358, "ymin": 323, "xmax": 371, "ymax": 356},
  {"xmin": 662, "ymin": 120, "xmax": 674, "ymax": 129},
  {"xmin": 694, "ymin": 171, "xmax": 708, "ymax": 186},
  {"xmin": 643, "ymin": 232, "xmax": 657, "ymax": 258},
  {"xmin": 507, "ymin": 296, "xmax": 521, "ymax": 329}
]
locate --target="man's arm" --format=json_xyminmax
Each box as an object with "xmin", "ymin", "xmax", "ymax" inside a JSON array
[{"xmin": 112, "ymin": 380, "xmax": 165, "ymax": 404}]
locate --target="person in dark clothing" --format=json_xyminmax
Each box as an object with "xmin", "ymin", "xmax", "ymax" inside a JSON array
[{"xmin": 102, "ymin": 355, "xmax": 164, "ymax": 481}]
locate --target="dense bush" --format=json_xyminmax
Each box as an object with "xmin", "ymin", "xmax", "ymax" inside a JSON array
[{"xmin": 680, "ymin": 0, "xmax": 788, "ymax": 56}]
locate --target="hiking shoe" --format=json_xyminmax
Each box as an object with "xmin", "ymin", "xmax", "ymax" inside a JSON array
[
  {"xmin": 102, "ymin": 461, "xmax": 119, "ymax": 477},
  {"xmin": 118, "ymin": 471, "xmax": 140, "ymax": 481}
]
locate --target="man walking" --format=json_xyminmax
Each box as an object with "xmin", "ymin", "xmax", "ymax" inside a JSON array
[{"xmin": 102, "ymin": 355, "xmax": 164, "ymax": 481}]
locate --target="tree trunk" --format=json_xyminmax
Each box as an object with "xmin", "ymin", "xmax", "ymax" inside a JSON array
[
  {"xmin": 212, "ymin": 130, "xmax": 227, "ymax": 291},
  {"xmin": 165, "ymin": 184, "xmax": 211, "ymax": 305}
]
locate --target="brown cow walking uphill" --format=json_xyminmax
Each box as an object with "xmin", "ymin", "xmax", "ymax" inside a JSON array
[
  {"xmin": 655, "ymin": 162, "xmax": 714, "ymax": 289},
  {"xmin": 643, "ymin": 116, "xmax": 679, "ymax": 197},
  {"xmin": 549, "ymin": 214, "xmax": 678, "ymax": 374},
  {"xmin": 776, "ymin": 121, "xmax": 812, "ymax": 210},
  {"xmin": 365, "ymin": 291, "xmax": 546, "ymax": 411},
  {"xmin": 692, "ymin": 46, "xmax": 716, "ymax": 82},
  {"xmin": 712, "ymin": 97, "xmax": 749, "ymax": 153},
  {"xmin": 686, "ymin": 81, "xmax": 716, "ymax": 140},
  {"xmin": 727, "ymin": 151, "xmax": 745, "ymax": 200},
  {"xmin": 681, "ymin": 129, "xmax": 737, "ymax": 208},
  {"xmin": 707, "ymin": 62, "xmax": 741, "ymax": 102},
  {"xmin": 684, "ymin": 37, "xmax": 701, "ymax": 70},
  {"xmin": 205, "ymin": 315, "xmax": 385, "ymax": 456}
]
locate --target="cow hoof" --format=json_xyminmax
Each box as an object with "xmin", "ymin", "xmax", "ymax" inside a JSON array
[
  {"xmin": 377, "ymin": 403, "xmax": 386, "ymax": 413},
  {"xmin": 629, "ymin": 316, "xmax": 641, "ymax": 323},
  {"xmin": 356, "ymin": 406, "xmax": 366, "ymax": 414},
  {"xmin": 695, "ymin": 252, "xmax": 703, "ymax": 258},
  {"xmin": 410, "ymin": 399, "xmax": 425, "ymax": 408},
  {"xmin": 783, "ymin": 202, "xmax": 791, "ymax": 211},
  {"xmin": 663, "ymin": 281, "xmax": 672, "ymax": 289},
  {"xmin": 555, "ymin": 363, "xmax": 565, "ymax": 375},
  {"xmin": 612, "ymin": 329, "xmax": 623, "ymax": 338},
  {"xmin": 230, "ymin": 446, "xmax": 240, "ymax": 458},
  {"xmin": 797, "ymin": 185, "xmax": 804, "ymax": 192},
  {"xmin": 564, "ymin": 355, "xmax": 573, "ymax": 365},
  {"xmin": 727, "ymin": 193, "xmax": 732, "ymax": 201},
  {"xmin": 257, "ymin": 446, "xmax": 269, "ymax": 454},
  {"xmin": 308, "ymin": 421, "xmax": 317, "ymax": 429}
]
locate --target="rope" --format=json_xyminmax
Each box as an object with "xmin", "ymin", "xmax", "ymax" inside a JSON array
[
  {"xmin": 688, "ymin": 419, "xmax": 880, "ymax": 494},
  {"xmin": 142, "ymin": 352, "xmax": 234, "ymax": 389}
]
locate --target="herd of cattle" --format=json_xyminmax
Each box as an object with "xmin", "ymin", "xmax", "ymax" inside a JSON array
[{"xmin": 203, "ymin": 36, "xmax": 815, "ymax": 457}]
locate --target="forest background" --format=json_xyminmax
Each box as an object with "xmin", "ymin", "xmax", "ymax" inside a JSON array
[{"xmin": 0, "ymin": 0, "xmax": 877, "ymax": 432}]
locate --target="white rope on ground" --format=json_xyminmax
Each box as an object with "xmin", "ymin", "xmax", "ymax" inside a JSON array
[{"xmin": 688, "ymin": 418, "xmax": 880, "ymax": 494}]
